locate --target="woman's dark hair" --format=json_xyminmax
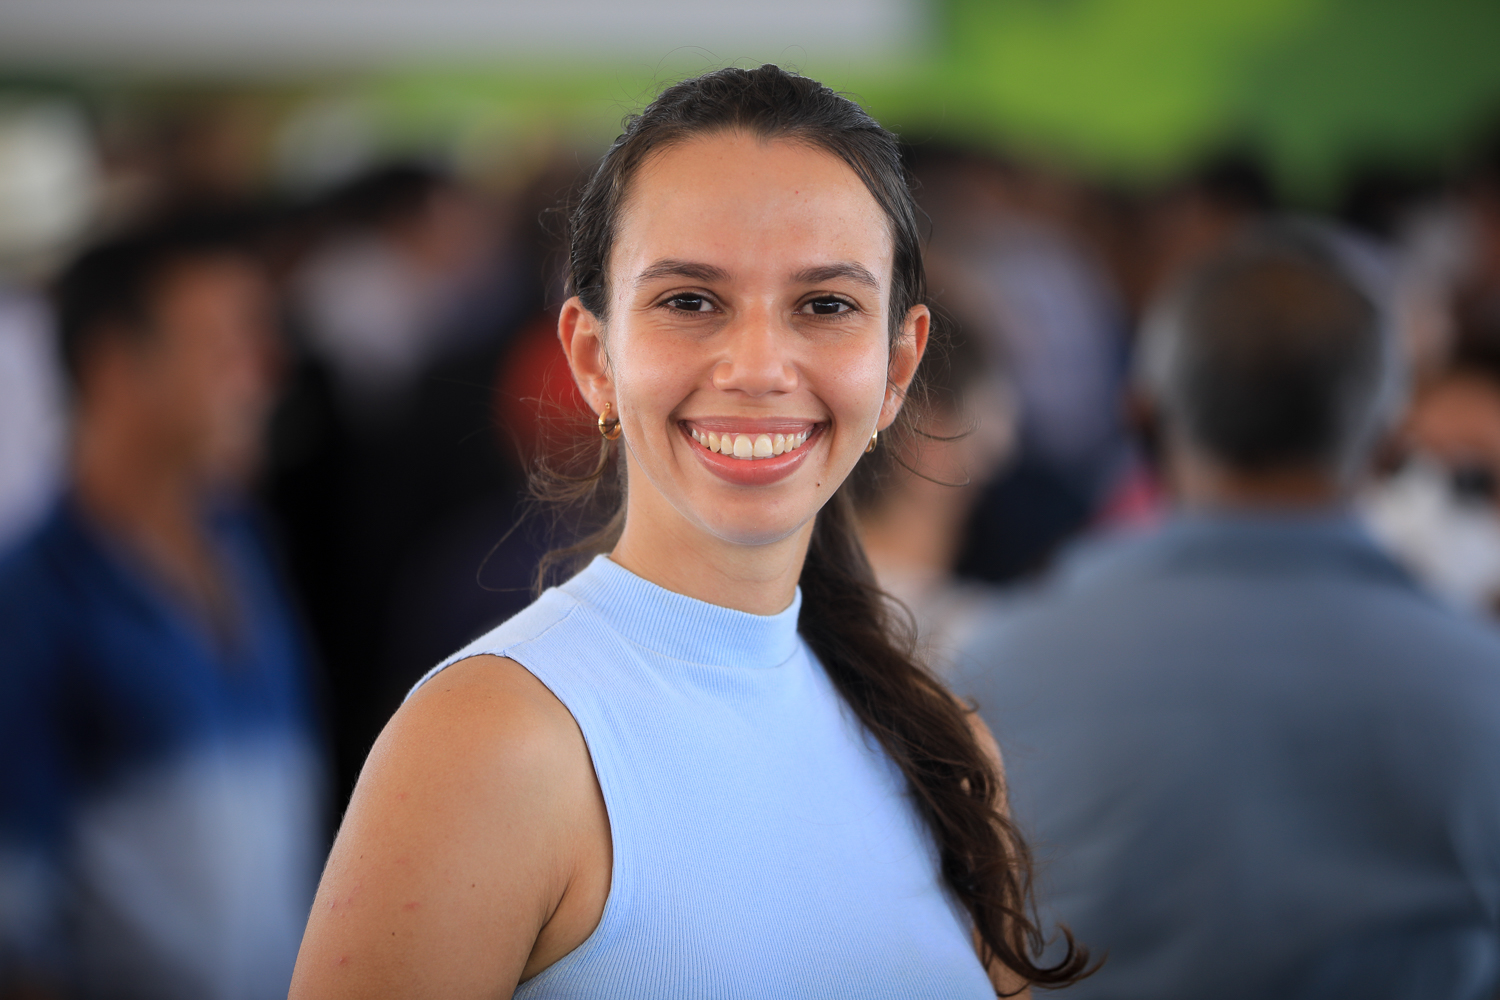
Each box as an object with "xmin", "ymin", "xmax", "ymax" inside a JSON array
[{"xmin": 543, "ymin": 64, "xmax": 1090, "ymax": 991}]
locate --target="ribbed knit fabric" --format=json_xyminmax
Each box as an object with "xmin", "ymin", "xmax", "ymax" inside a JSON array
[{"xmin": 413, "ymin": 554, "xmax": 994, "ymax": 999}]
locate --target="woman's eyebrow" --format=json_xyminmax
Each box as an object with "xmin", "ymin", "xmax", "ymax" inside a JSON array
[
  {"xmin": 791, "ymin": 262, "xmax": 880, "ymax": 289},
  {"xmin": 635, "ymin": 259, "xmax": 731, "ymax": 286}
]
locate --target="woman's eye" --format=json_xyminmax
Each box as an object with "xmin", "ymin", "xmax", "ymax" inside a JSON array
[
  {"xmin": 665, "ymin": 294, "xmax": 713, "ymax": 312},
  {"xmin": 804, "ymin": 298, "xmax": 852, "ymax": 316}
]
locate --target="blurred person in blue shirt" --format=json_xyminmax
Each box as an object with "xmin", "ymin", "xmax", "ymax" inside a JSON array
[
  {"xmin": 0, "ymin": 218, "xmax": 325, "ymax": 999},
  {"xmin": 954, "ymin": 221, "xmax": 1500, "ymax": 999}
]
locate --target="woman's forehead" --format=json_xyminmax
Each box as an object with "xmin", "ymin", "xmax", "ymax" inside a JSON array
[{"xmin": 612, "ymin": 132, "xmax": 894, "ymax": 289}]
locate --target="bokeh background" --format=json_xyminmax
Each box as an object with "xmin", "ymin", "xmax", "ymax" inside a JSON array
[{"xmin": 4, "ymin": 0, "xmax": 1500, "ymax": 808}]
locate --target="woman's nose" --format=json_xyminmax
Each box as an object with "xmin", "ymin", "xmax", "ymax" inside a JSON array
[{"xmin": 712, "ymin": 313, "xmax": 797, "ymax": 397}]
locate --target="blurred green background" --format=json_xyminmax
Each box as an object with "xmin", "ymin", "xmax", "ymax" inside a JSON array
[{"xmin": 5, "ymin": 0, "xmax": 1494, "ymax": 204}]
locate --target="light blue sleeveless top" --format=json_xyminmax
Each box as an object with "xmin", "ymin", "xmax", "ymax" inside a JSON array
[{"xmin": 414, "ymin": 555, "xmax": 994, "ymax": 999}]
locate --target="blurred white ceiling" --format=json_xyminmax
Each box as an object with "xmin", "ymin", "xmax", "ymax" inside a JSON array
[{"xmin": 0, "ymin": 0, "xmax": 925, "ymax": 71}]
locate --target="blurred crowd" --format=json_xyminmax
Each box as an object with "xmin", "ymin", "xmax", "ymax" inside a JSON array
[{"xmin": 4, "ymin": 90, "xmax": 1500, "ymax": 997}]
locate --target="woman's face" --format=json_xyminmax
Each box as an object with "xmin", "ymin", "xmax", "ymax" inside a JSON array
[{"xmin": 562, "ymin": 131, "xmax": 927, "ymax": 550}]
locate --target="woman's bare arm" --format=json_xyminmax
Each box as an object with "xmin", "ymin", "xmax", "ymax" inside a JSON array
[{"xmin": 289, "ymin": 655, "xmax": 611, "ymax": 999}]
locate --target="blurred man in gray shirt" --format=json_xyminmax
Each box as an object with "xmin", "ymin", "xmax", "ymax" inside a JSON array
[{"xmin": 956, "ymin": 222, "xmax": 1500, "ymax": 999}]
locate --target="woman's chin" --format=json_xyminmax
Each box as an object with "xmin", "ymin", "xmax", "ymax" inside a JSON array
[{"xmin": 700, "ymin": 515, "xmax": 812, "ymax": 551}]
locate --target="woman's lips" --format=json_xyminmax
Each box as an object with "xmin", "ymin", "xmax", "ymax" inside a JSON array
[{"xmin": 680, "ymin": 421, "xmax": 822, "ymax": 485}]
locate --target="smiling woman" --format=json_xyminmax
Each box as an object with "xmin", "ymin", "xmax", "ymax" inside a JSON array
[{"xmin": 288, "ymin": 65, "xmax": 1090, "ymax": 1000}]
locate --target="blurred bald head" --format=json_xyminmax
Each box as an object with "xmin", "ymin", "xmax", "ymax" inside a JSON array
[{"xmin": 1138, "ymin": 222, "xmax": 1394, "ymax": 505}]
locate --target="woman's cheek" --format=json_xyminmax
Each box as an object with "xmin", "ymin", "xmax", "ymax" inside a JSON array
[
  {"xmin": 820, "ymin": 344, "xmax": 894, "ymax": 426},
  {"xmin": 612, "ymin": 332, "xmax": 693, "ymax": 418}
]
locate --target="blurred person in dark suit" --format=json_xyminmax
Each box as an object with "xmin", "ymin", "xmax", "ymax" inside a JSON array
[
  {"xmin": 289, "ymin": 163, "xmax": 511, "ymax": 426},
  {"xmin": 0, "ymin": 219, "xmax": 325, "ymax": 999},
  {"xmin": 267, "ymin": 160, "xmax": 544, "ymax": 804},
  {"xmin": 953, "ymin": 221, "xmax": 1500, "ymax": 1000}
]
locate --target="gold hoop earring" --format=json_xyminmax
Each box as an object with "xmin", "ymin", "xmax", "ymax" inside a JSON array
[
  {"xmin": 865, "ymin": 429, "xmax": 879, "ymax": 453},
  {"xmin": 598, "ymin": 401, "xmax": 622, "ymax": 441}
]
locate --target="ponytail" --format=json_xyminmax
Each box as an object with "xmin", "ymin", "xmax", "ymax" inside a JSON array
[{"xmin": 799, "ymin": 489, "xmax": 1089, "ymax": 990}]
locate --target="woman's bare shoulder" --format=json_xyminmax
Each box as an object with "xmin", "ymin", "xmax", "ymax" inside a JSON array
[
  {"xmin": 399, "ymin": 653, "xmax": 581, "ymax": 752},
  {"xmin": 290, "ymin": 655, "xmax": 607, "ymax": 998},
  {"xmin": 369, "ymin": 654, "xmax": 592, "ymax": 821}
]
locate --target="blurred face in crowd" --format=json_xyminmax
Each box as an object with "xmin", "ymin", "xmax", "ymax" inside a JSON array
[
  {"xmin": 563, "ymin": 132, "xmax": 926, "ymax": 550},
  {"xmin": 90, "ymin": 255, "xmax": 279, "ymax": 489},
  {"xmin": 1405, "ymin": 371, "xmax": 1500, "ymax": 507}
]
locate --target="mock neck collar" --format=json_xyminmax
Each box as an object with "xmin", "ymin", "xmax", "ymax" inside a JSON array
[{"xmin": 560, "ymin": 555, "xmax": 803, "ymax": 669}]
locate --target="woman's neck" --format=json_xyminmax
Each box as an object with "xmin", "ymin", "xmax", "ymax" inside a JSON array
[{"xmin": 609, "ymin": 486, "xmax": 811, "ymax": 616}]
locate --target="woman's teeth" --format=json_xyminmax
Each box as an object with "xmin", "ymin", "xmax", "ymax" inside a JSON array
[{"xmin": 690, "ymin": 428, "xmax": 810, "ymax": 460}]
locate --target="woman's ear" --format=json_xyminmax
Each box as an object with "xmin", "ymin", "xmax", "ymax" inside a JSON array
[
  {"xmin": 879, "ymin": 304, "xmax": 931, "ymax": 429},
  {"xmin": 558, "ymin": 296, "xmax": 613, "ymax": 414}
]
